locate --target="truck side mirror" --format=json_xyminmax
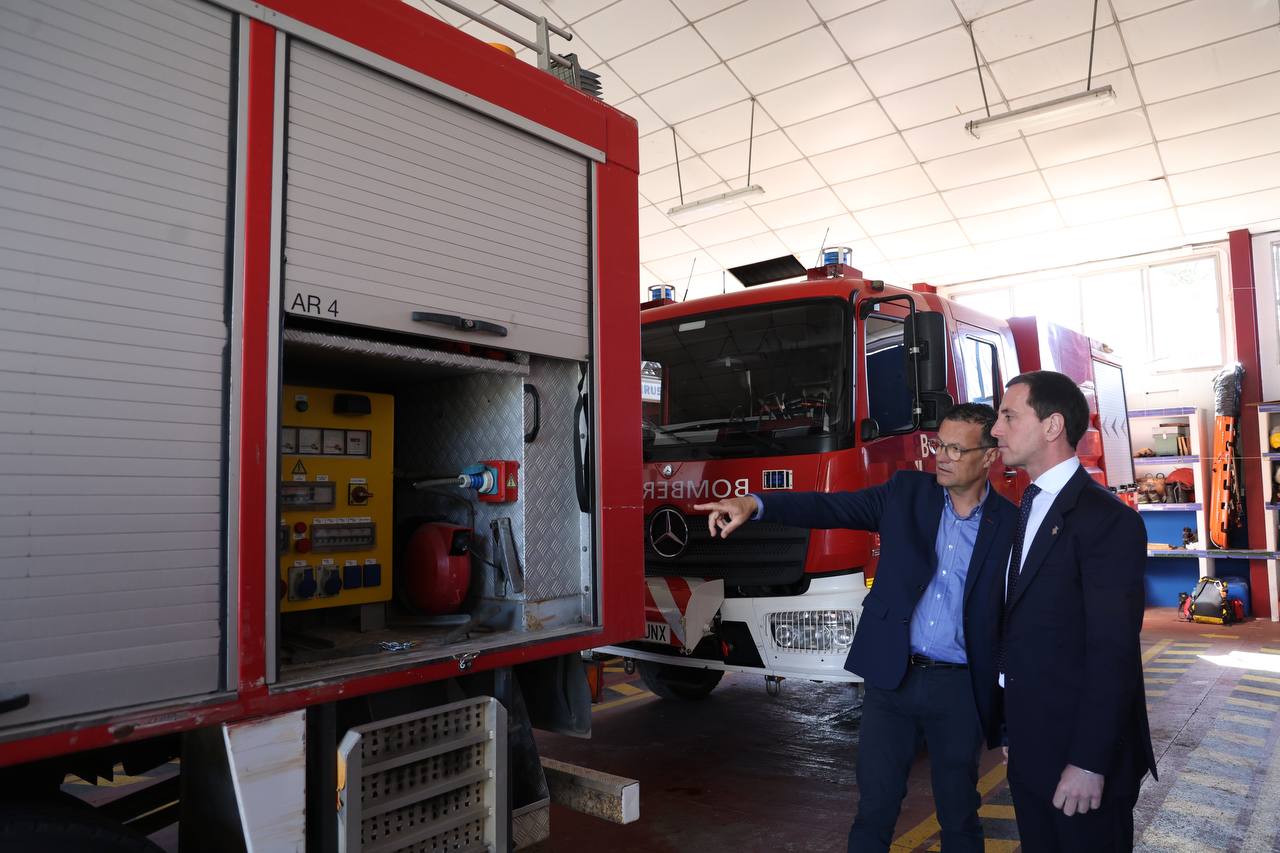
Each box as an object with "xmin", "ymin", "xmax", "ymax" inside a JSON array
[
  {"xmin": 907, "ymin": 311, "xmax": 947, "ymax": 395},
  {"xmin": 860, "ymin": 418, "xmax": 880, "ymax": 442}
]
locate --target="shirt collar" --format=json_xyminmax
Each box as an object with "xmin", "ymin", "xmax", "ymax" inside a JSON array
[
  {"xmin": 943, "ymin": 481, "xmax": 990, "ymax": 521},
  {"xmin": 1033, "ymin": 456, "xmax": 1080, "ymax": 497}
]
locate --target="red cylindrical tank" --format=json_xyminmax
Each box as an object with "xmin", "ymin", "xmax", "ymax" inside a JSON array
[{"xmin": 404, "ymin": 522, "xmax": 472, "ymax": 615}]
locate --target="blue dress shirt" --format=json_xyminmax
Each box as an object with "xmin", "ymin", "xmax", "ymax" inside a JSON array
[{"xmin": 910, "ymin": 486, "xmax": 986, "ymax": 663}]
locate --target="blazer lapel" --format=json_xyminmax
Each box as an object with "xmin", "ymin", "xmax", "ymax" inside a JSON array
[
  {"xmin": 963, "ymin": 490, "xmax": 1004, "ymax": 606},
  {"xmin": 1007, "ymin": 466, "xmax": 1091, "ymax": 611}
]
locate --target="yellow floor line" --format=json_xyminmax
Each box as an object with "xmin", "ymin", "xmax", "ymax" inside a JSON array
[
  {"xmin": 978, "ymin": 804, "xmax": 1016, "ymax": 820},
  {"xmin": 1214, "ymin": 730, "xmax": 1267, "ymax": 748},
  {"xmin": 1140, "ymin": 826, "xmax": 1227, "ymax": 852},
  {"xmin": 1163, "ymin": 797, "xmax": 1231, "ymax": 820},
  {"xmin": 1179, "ymin": 770, "xmax": 1252, "ymax": 796},
  {"xmin": 1261, "ymin": 648, "xmax": 1280, "ymax": 655},
  {"xmin": 1160, "ymin": 649, "xmax": 1206, "ymax": 656},
  {"xmin": 1146, "ymin": 689, "xmax": 1168, "ymax": 697},
  {"xmin": 1241, "ymin": 673, "xmax": 1280, "ymax": 685},
  {"xmin": 1227, "ymin": 696, "xmax": 1279, "ymax": 712},
  {"xmin": 609, "ymin": 682, "xmax": 645, "ymax": 696},
  {"xmin": 1170, "ymin": 642, "xmax": 1213, "ymax": 648},
  {"xmin": 892, "ymin": 764, "xmax": 1006, "ymax": 849},
  {"xmin": 1145, "ymin": 677, "xmax": 1178, "ymax": 684},
  {"xmin": 1142, "ymin": 639, "xmax": 1173, "ymax": 663},
  {"xmin": 592, "ymin": 691, "xmax": 653, "ymax": 713},
  {"xmin": 1200, "ymin": 632, "xmax": 1237, "ymax": 639},
  {"xmin": 1219, "ymin": 712, "xmax": 1271, "ymax": 727},
  {"xmin": 1194, "ymin": 747, "xmax": 1259, "ymax": 768},
  {"xmin": 604, "ymin": 666, "xmax": 624, "ymax": 673},
  {"xmin": 1236, "ymin": 684, "xmax": 1280, "ymax": 699}
]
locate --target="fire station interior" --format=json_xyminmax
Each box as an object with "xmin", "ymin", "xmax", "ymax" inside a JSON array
[{"xmin": 8, "ymin": 0, "xmax": 1280, "ymax": 852}]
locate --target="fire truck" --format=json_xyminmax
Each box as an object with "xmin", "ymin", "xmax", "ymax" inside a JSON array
[
  {"xmin": 599, "ymin": 250, "xmax": 1134, "ymax": 700},
  {"xmin": 0, "ymin": 0, "xmax": 641, "ymax": 849}
]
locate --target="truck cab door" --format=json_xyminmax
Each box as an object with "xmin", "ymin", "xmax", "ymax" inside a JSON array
[{"xmin": 858, "ymin": 303, "xmax": 928, "ymax": 478}]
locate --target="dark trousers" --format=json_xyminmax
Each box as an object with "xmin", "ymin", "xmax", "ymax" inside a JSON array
[
  {"xmin": 1007, "ymin": 772, "xmax": 1136, "ymax": 853},
  {"xmin": 848, "ymin": 665, "xmax": 984, "ymax": 853}
]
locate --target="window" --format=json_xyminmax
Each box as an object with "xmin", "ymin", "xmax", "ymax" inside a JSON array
[
  {"xmin": 1080, "ymin": 269, "xmax": 1145, "ymax": 363},
  {"xmin": 1013, "ymin": 278, "xmax": 1081, "ymax": 331},
  {"xmin": 960, "ymin": 335, "xmax": 1000, "ymax": 407},
  {"xmin": 864, "ymin": 315, "xmax": 914, "ymax": 434},
  {"xmin": 1147, "ymin": 257, "xmax": 1222, "ymax": 370}
]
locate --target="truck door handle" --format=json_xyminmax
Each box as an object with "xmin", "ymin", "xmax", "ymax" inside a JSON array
[
  {"xmin": 0, "ymin": 692, "xmax": 30, "ymax": 715},
  {"xmin": 412, "ymin": 311, "xmax": 508, "ymax": 337}
]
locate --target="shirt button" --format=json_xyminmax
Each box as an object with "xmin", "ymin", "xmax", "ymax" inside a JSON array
[
  {"xmin": 936, "ymin": 593, "xmax": 942, "ymax": 599},
  {"xmin": 942, "ymin": 570, "xmax": 947, "ymax": 576},
  {"xmin": 929, "ymin": 620, "xmax": 935, "ymax": 626}
]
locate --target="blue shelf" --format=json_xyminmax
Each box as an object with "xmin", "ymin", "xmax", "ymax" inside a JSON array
[
  {"xmin": 1147, "ymin": 549, "xmax": 1276, "ymax": 558},
  {"xmin": 1259, "ymin": 403, "xmax": 1280, "ymax": 413},
  {"xmin": 1264, "ymin": 453, "xmax": 1280, "ymax": 460},
  {"xmin": 1133, "ymin": 455, "xmax": 1198, "ymax": 466},
  {"xmin": 1137, "ymin": 503, "xmax": 1201, "ymax": 512},
  {"xmin": 1129, "ymin": 407, "xmax": 1196, "ymax": 418}
]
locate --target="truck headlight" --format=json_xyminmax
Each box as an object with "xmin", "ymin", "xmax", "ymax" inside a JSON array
[{"xmin": 769, "ymin": 610, "xmax": 855, "ymax": 652}]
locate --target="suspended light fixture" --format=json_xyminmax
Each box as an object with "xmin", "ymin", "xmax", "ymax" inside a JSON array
[{"xmin": 667, "ymin": 99, "xmax": 765, "ymax": 222}]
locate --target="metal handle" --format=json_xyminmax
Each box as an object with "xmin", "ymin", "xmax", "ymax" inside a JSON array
[
  {"xmin": 412, "ymin": 311, "xmax": 508, "ymax": 337},
  {"xmin": 524, "ymin": 384, "xmax": 540, "ymax": 443},
  {"xmin": 0, "ymin": 692, "xmax": 30, "ymax": 715}
]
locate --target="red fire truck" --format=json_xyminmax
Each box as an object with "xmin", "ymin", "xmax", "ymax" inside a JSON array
[
  {"xmin": 600, "ymin": 251, "xmax": 1133, "ymax": 699},
  {"xmin": 0, "ymin": 0, "xmax": 641, "ymax": 849}
]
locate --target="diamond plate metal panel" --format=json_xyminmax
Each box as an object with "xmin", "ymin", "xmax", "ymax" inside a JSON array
[{"xmin": 523, "ymin": 357, "xmax": 592, "ymax": 604}]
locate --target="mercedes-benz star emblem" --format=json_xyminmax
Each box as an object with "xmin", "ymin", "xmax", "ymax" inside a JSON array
[
  {"xmin": 661, "ymin": 464, "xmax": 674, "ymax": 478},
  {"xmin": 648, "ymin": 507, "xmax": 689, "ymax": 558}
]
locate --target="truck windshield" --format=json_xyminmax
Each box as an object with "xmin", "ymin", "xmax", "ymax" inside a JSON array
[{"xmin": 641, "ymin": 298, "xmax": 849, "ymax": 461}]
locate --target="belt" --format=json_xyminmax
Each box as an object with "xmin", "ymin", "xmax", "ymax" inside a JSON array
[{"xmin": 909, "ymin": 653, "xmax": 967, "ymax": 670}]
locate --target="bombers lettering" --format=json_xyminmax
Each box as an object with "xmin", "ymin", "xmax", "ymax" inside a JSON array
[{"xmin": 643, "ymin": 479, "xmax": 750, "ymax": 500}]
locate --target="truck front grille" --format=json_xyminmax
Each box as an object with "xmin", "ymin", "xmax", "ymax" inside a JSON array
[{"xmin": 644, "ymin": 511, "xmax": 809, "ymax": 585}]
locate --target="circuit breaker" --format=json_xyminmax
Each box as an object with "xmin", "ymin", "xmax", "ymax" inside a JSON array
[{"xmin": 278, "ymin": 386, "xmax": 394, "ymax": 612}]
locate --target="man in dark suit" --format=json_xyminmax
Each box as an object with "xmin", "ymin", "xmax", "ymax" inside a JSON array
[
  {"xmin": 695, "ymin": 403, "xmax": 1015, "ymax": 853},
  {"xmin": 990, "ymin": 371, "xmax": 1155, "ymax": 852}
]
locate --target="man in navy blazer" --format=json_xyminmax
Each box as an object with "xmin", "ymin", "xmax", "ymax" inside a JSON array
[
  {"xmin": 696, "ymin": 403, "xmax": 1016, "ymax": 853},
  {"xmin": 990, "ymin": 371, "xmax": 1155, "ymax": 852}
]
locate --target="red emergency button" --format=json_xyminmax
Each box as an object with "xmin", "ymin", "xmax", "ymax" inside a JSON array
[
  {"xmin": 296, "ymin": 539, "xmax": 312, "ymax": 554},
  {"xmin": 294, "ymin": 521, "xmax": 308, "ymax": 534}
]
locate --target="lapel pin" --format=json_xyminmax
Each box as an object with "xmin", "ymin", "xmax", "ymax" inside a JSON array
[{"xmin": 1051, "ymin": 526, "xmax": 1059, "ymax": 536}]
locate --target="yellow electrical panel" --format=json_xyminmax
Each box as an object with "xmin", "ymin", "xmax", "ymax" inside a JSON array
[{"xmin": 278, "ymin": 385, "xmax": 394, "ymax": 612}]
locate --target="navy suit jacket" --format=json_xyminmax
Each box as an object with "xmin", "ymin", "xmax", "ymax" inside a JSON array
[
  {"xmin": 999, "ymin": 465, "xmax": 1157, "ymax": 802},
  {"xmin": 760, "ymin": 470, "xmax": 1015, "ymax": 746}
]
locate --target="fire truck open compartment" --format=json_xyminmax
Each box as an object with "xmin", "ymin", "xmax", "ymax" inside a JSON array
[{"xmin": 275, "ymin": 323, "xmax": 597, "ymax": 684}]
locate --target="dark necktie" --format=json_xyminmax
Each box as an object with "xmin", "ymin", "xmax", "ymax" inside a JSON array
[{"xmin": 998, "ymin": 483, "xmax": 1041, "ymax": 674}]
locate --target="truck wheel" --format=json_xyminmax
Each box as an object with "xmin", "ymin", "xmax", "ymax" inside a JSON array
[
  {"xmin": 0, "ymin": 800, "xmax": 164, "ymax": 853},
  {"xmin": 636, "ymin": 661, "xmax": 723, "ymax": 700}
]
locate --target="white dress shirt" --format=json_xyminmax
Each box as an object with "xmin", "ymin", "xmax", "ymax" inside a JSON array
[{"xmin": 999, "ymin": 455, "xmax": 1081, "ymax": 687}]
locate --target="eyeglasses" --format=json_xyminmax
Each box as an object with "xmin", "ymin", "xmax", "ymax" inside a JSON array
[{"xmin": 926, "ymin": 438, "xmax": 994, "ymax": 461}]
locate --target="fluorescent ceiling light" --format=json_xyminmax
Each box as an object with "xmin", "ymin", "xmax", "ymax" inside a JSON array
[
  {"xmin": 667, "ymin": 184, "xmax": 765, "ymax": 221},
  {"xmin": 965, "ymin": 85, "xmax": 1116, "ymax": 139}
]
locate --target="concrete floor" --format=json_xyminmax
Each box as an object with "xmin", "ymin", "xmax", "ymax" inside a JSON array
[{"xmin": 531, "ymin": 608, "xmax": 1280, "ymax": 852}]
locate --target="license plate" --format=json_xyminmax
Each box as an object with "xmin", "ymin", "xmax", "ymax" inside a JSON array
[{"xmin": 643, "ymin": 621, "xmax": 669, "ymax": 643}]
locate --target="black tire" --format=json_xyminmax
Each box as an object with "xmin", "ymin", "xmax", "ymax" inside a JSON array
[
  {"xmin": 0, "ymin": 800, "xmax": 164, "ymax": 853},
  {"xmin": 636, "ymin": 661, "xmax": 723, "ymax": 700}
]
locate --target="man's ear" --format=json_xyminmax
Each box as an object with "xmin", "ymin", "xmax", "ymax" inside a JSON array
[{"xmin": 1044, "ymin": 412, "xmax": 1065, "ymax": 442}]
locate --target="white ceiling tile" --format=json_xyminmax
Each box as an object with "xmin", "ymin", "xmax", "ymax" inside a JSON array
[
  {"xmin": 756, "ymin": 66, "xmax": 871, "ymax": 127},
  {"xmin": 854, "ymin": 193, "xmax": 953, "ymax": 235},
  {"xmin": 922, "ymin": 139, "xmax": 1036, "ymax": 189},
  {"xmin": 1134, "ymin": 29, "xmax": 1280, "ymax": 104},
  {"xmin": 1109, "ymin": 0, "xmax": 1182, "ymax": 20},
  {"xmin": 901, "ymin": 108, "xmax": 993, "ymax": 161},
  {"xmin": 638, "ymin": 129, "xmax": 695, "ymax": 172},
  {"xmin": 640, "ymin": 227, "xmax": 699, "ymax": 260},
  {"xmin": 810, "ymin": 0, "xmax": 882, "ymax": 20},
  {"xmin": 1147, "ymin": 72, "xmax": 1280, "ymax": 141},
  {"xmin": 941, "ymin": 172, "xmax": 1050, "ymax": 217},
  {"xmin": 972, "ymin": 0, "xmax": 1109, "ymax": 62},
  {"xmin": 1177, "ymin": 187, "xmax": 1280, "ymax": 235},
  {"xmin": 644, "ymin": 250, "xmax": 718, "ymax": 281},
  {"xmin": 1024, "ymin": 109, "xmax": 1153, "ymax": 168},
  {"xmin": 879, "ymin": 68, "xmax": 998, "ymax": 130},
  {"xmin": 1055, "ymin": 180, "xmax": 1172, "ymax": 226},
  {"xmin": 571, "ymin": 0, "xmax": 686, "ymax": 58},
  {"xmin": 873, "ymin": 221, "xmax": 969, "ymax": 258},
  {"xmin": 695, "ymin": 0, "xmax": 818, "ymax": 59},
  {"xmin": 1040, "ymin": 145, "xmax": 1164, "ymax": 197},
  {"xmin": 542, "ymin": 0, "xmax": 619, "ymax": 24},
  {"xmin": 639, "ymin": 265, "xmax": 662, "ymax": 287},
  {"xmin": 773, "ymin": 216, "xmax": 871, "ymax": 254},
  {"xmin": 854, "ymin": 27, "xmax": 976, "ymax": 96},
  {"xmin": 680, "ymin": 206, "xmax": 771, "ymax": 245},
  {"xmin": 809, "ymin": 134, "xmax": 919, "ymax": 183},
  {"xmin": 600, "ymin": 70, "xmax": 637, "ymax": 105},
  {"xmin": 675, "ymin": 100, "xmax": 777, "ymax": 153},
  {"xmin": 670, "ymin": 0, "xmax": 742, "ymax": 22},
  {"xmin": 727, "ymin": 27, "xmax": 847, "ymax": 93},
  {"xmin": 643, "ymin": 65, "xmax": 749, "ymax": 124},
  {"xmin": 705, "ymin": 232, "xmax": 791, "ymax": 267},
  {"xmin": 731, "ymin": 159, "xmax": 827, "ymax": 199},
  {"xmin": 892, "ymin": 246, "xmax": 979, "ymax": 284},
  {"xmin": 608, "ymin": 27, "xmax": 719, "ymax": 93},
  {"xmin": 1158, "ymin": 113, "xmax": 1280, "ymax": 173},
  {"xmin": 953, "ymin": 0, "xmax": 1025, "ymax": 19},
  {"xmin": 785, "ymin": 101, "xmax": 896, "ymax": 156},
  {"xmin": 702, "ymin": 130, "xmax": 804, "ymax": 180},
  {"xmin": 640, "ymin": 157, "xmax": 723, "ymax": 202},
  {"xmin": 831, "ymin": 164, "xmax": 936, "ymax": 210},
  {"xmin": 686, "ymin": 270, "xmax": 748, "ymax": 300},
  {"xmin": 616, "ymin": 97, "xmax": 666, "ymax": 136},
  {"xmin": 959, "ymin": 201, "xmax": 1063, "ymax": 243},
  {"xmin": 751, "ymin": 188, "xmax": 848, "ymax": 229},
  {"xmin": 1119, "ymin": 0, "xmax": 1278, "ymax": 64},
  {"xmin": 828, "ymin": 0, "xmax": 961, "ymax": 59},
  {"xmin": 1167, "ymin": 153, "xmax": 1280, "ymax": 205},
  {"xmin": 1065, "ymin": 209, "xmax": 1183, "ymax": 256},
  {"xmin": 988, "ymin": 26, "xmax": 1126, "ymax": 100},
  {"xmin": 639, "ymin": 204, "xmax": 677, "ymax": 237}
]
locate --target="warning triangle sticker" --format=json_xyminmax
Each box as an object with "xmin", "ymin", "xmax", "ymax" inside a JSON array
[
  {"xmin": 291, "ymin": 460, "xmax": 308, "ymax": 477},
  {"xmin": 506, "ymin": 474, "xmax": 517, "ymax": 488}
]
